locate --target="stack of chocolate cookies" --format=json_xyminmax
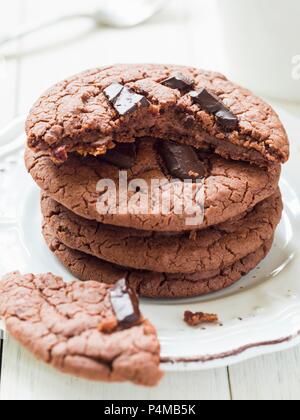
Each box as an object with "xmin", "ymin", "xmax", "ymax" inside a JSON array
[{"xmin": 25, "ymin": 64, "xmax": 289, "ymax": 299}]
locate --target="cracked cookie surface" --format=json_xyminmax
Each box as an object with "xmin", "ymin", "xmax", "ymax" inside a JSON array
[
  {"xmin": 26, "ymin": 138, "xmax": 281, "ymax": 232},
  {"xmin": 0, "ymin": 272, "xmax": 163, "ymax": 386},
  {"xmin": 25, "ymin": 64, "xmax": 289, "ymax": 165},
  {"xmin": 41, "ymin": 191, "xmax": 282, "ymax": 274},
  {"xmin": 42, "ymin": 224, "xmax": 274, "ymax": 298}
]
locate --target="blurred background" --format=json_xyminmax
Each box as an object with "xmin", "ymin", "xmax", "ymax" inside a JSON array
[{"xmin": 0, "ymin": 0, "xmax": 300, "ymax": 130}]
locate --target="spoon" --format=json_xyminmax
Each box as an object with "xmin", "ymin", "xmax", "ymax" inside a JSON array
[{"xmin": 0, "ymin": 0, "xmax": 167, "ymax": 47}]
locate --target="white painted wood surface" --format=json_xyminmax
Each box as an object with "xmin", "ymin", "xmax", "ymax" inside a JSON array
[{"xmin": 0, "ymin": 0, "xmax": 300, "ymax": 401}]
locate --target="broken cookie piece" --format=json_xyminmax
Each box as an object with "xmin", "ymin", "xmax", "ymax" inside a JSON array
[
  {"xmin": 0, "ymin": 272, "xmax": 163, "ymax": 386},
  {"xmin": 184, "ymin": 311, "xmax": 219, "ymax": 327}
]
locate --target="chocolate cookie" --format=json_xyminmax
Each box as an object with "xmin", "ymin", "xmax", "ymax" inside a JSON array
[
  {"xmin": 25, "ymin": 138, "xmax": 281, "ymax": 232},
  {"xmin": 25, "ymin": 64, "xmax": 289, "ymax": 166},
  {"xmin": 43, "ymin": 224, "xmax": 274, "ymax": 299},
  {"xmin": 41, "ymin": 191, "xmax": 282, "ymax": 274},
  {"xmin": 0, "ymin": 272, "xmax": 163, "ymax": 386}
]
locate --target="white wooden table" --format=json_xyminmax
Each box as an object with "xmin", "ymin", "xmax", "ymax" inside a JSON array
[{"xmin": 1, "ymin": 0, "xmax": 300, "ymax": 401}]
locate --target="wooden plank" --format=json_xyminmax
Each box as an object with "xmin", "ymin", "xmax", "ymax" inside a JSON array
[
  {"xmin": 1, "ymin": 338, "xmax": 230, "ymax": 400},
  {"xmin": 0, "ymin": 0, "xmax": 22, "ymax": 393},
  {"xmin": 229, "ymin": 348, "xmax": 300, "ymax": 400},
  {"xmin": 1, "ymin": 0, "xmax": 231, "ymax": 400}
]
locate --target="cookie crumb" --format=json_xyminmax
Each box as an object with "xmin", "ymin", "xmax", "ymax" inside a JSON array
[{"xmin": 184, "ymin": 311, "xmax": 219, "ymax": 327}]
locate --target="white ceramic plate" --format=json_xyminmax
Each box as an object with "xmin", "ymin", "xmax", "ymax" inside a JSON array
[{"xmin": 0, "ymin": 109, "xmax": 299, "ymax": 372}]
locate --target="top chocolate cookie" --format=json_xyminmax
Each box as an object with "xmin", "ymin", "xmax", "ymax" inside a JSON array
[{"xmin": 25, "ymin": 64, "xmax": 289, "ymax": 165}]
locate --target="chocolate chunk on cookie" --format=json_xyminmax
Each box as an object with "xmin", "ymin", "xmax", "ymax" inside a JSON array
[
  {"xmin": 0, "ymin": 272, "xmax": 162, "ymax": 386},
  {"xmin": 42, "ymin": 224, "xmax": 274, "ymax": 298},
  {"xmin": 215, "ymin": 109, "xmax": 239, "ymax": 131},
  {"xmin": 41, "ymin": 190, "xmax": 282, "ymax": 274},
  {"xmin": 25, "ymin": 137, "xmax": 281, "ymax": 232},
  {"xmin": 110, "ymin": 279, "xmax": 141, "ymax": 329},
  {"xmin": 158, "ymin": 141, "xmax": 207, "ymax": 180},
  {"xmin": 102, "ymin": 143, "xmax": 137, "ymax": 169},
  {"xmin": 104, "ymin": 83, "xmax": 150, "ymax": 116},
  {"xmin": 190, "ymin": 88, "xmax": 224, "ymax": 114},
  {"xmin": 25, "ymin": 64, "xmax": 289, "ymax": 165},
  {"xmin": 190, "ymin": 88, "xmax": 239, "ymax": 131},
  {"xmin": 162, "ymin": 72, "xmax": 194, "ymax": 92},
  {"xmin": 103, "ymin": 82, "xmax": 124, "ymax": 104}
]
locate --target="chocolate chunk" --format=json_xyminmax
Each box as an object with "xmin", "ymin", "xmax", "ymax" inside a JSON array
[
  {"xmin": 102, "ymin": 143, "xmax": 137, "ymax": 169},
  {"xmin": 103, "ymin": 83, "xmax": 124, "ymax": 104},
  {"xmin": 184, "ymin": 311, "xmax": 219, "ymax": 327},
  {"xmin": 215, "ymin": 109, "xmax": 239, "ymax": 131},
  {"xmin": 190, "ymin": 88, "xmax": 238, "ymax": 131},
  {"xmin": 104, "ymin": 83, "xmax": 150, "ymax": 116},
  {"xmin": 115, "ymin": 87, "xmax": 150, "ymax": 116},
  {"xmin": 162, "ymin": 72, "xmax": 194, "ymax": 92},
  {"xmin": 190, "ymin": 88, "xmax": 222, "ymax": 113},
  {"xmin": 159, "ymin": 141, "xmax": 206, "ymax": 180},
  {"xmin": 110, "ymin": 279, "xmax": 141, "ymax": 329}
]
